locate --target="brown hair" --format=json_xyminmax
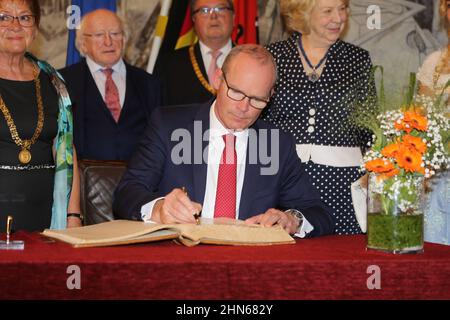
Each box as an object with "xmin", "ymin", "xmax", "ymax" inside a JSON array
[
  {"xmin": 280, "ymin": 0, "xmax": 349, "ymax": 34},
  {"xmin": 0, "ymin": 0, "xmax": 41, "ymax": 27}
]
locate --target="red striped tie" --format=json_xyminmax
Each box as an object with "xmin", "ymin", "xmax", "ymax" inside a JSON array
[
  {"xmin": 214, "ymin": 134, "xmax": 237, "ymax": 218},
  {"xmin": 102, "ymin": 68, "xmax": 121, "ymax": 122}
]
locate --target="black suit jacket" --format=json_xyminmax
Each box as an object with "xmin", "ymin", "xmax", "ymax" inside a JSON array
[
  {"xmin": 113, "ymin": 102, "xmax": 335, "ymax": 237},
  {"xmin": 59, "ymin": 59, "xmax": 160, "ymax": 161},
  {"xmin": 154, "ymin": 43, "xmax": 214, "ymax": 106}
]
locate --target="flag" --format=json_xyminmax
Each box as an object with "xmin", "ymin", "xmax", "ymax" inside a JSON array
[
  {"xmin": 152, "ymin": 0, "xmax": 190, "ymax": 74},
  {"xmin": 175, "ymin": 6, "xmax": 196, "ymax": 49},
  {"xmin": 147, "ymin": 0, "xmax": 173, "ymax": 73},
  {"xmin": 65, "ymin": 0, "xmax": 117, "ymax": 67},
  {"xmin": 232, "ymin": 0, "xmax": 258, "ymax": 44}
]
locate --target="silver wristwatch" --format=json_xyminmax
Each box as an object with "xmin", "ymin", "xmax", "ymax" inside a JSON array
[{"xmin": 284, "ymin": 209, "xmax": 304, "ymax": 229}]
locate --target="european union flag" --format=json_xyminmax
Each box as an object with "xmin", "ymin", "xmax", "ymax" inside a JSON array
[{"xmin": 65, "ymin": 0, "xmax": 117, "ymax": 66}]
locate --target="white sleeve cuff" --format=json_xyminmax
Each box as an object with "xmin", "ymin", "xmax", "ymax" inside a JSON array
[
  {"xmin": 294, "ymin": 214, "xmax": 314, "ymax": 238},
  {"xmin": 140, "ymin": 197, "xmax": 165, "ymax": 223}
]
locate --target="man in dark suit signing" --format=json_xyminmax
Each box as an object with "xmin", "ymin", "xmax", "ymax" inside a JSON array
[
  {"xmin": 154, "ymin": 0, "xmax": 234, "ymax": 106},
  {"xmin": 60, "ymin": 9, "xmax": 160, "ymax": 161},
  {"xmin": 114, "ymin": 44, "xmax": 335, "ymax": 237}
]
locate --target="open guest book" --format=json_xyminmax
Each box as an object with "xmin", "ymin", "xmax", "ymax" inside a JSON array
[{"xmin": 41, "ymin": 218, "xmax": 295, "ymax": 248}]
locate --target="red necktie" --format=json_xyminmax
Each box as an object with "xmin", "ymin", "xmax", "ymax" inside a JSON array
[
  {"xmin": 214, "ymin": 134, "xmax": 237, "ymax": 218},
  {"xmin": 207, "ymin": 50, "xmax": 222, "ymax": 85},
  {"xmin": 102, "ymin": 68, "xmax": 121, "ymax": 123}
]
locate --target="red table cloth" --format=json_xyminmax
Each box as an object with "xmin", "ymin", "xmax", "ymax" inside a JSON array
[{"xmin": 1, "ymin": 232, "xmax": 449, "ymax": 300}]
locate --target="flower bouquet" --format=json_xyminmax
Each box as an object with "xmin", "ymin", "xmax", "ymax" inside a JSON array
[{"xmin": 352, "ymin": 72, "xmax": 449, "ymax": 253}]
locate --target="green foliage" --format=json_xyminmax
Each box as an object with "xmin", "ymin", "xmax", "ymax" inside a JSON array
[{"xmin": 367, "ymin": 213, "xmax": 423, "ymax": 251}]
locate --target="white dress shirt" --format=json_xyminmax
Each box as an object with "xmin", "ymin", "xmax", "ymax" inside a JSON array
[
  {"xmin": 141, "ymin": 102, "xmax": 313, "ymax": 237},
  {"xmin": 200, "ymin": 101, "xmax": 248, "ymax": 218},
  {"xmin": 85, "ymin": 57, "xmax": 127, "ymax": 108}
]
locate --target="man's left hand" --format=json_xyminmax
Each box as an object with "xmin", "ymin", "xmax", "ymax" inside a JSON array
[{"xmin": 245, "ymin": 208, "xmax": 300, "ymax": 235}]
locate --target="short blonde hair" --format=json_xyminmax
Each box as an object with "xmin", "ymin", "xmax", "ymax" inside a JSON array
[
  {"xmin": 440, "ymin": 0, "xmax": 449, "ymax": 29},
  {"xmin": 280, "ymin": 0, "xmax": 350, "ymax": 34}
]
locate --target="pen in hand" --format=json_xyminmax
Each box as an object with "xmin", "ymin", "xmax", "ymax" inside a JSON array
[{"xmin": 181, "ymin": 187, "xmax": 201, "ymax": 225}]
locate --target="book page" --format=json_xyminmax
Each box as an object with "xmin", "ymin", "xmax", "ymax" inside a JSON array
[
  {"xmin": 42, "ymin": 218, "xmax": 295, "ymax": 247},
  {"xmin": 42, "ymin": 220, "xmax": 177, "ymax": 246},
  {"xmin": 174, "ymin": 218, "xmax": 295, "ymax": 246}
]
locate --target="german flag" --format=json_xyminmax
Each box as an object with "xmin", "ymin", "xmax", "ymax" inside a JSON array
[{"xmin": 175, "ymin": 6, "xmax": 197, "ymax": 49}]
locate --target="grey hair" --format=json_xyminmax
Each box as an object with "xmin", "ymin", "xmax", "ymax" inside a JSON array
[
  {"xmin": 221, "ymin": 44, "xmax": 278, "ymax": 87},
  {"xmin": 75, "ymin": 9, "xmax": 129, "ymax": 57}
]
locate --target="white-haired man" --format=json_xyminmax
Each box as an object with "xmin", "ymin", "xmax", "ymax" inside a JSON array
[{"xmin": 60, "ymin": 9, "xmax": 160, "ymax": 161}]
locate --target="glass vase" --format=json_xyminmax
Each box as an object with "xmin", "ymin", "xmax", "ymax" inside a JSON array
[{"xmin": 367, "ymin": 173, "xmax": 424, "ymax": 254}]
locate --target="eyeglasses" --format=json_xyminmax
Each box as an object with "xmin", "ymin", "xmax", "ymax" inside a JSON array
[
  {"xmin": 0, "ymin": 14, "xmax": 36, "ymax": 27},
  {"xmin": 222, "ymin": 74, "xmax": 270, "ymax": 110},
  {"xmin": 83, "ymin": 31, "xmax": 124, "ymax": 42},
  {"xmin": 192, "ymin": 6, "xmax": 233, "ymax": 16}
]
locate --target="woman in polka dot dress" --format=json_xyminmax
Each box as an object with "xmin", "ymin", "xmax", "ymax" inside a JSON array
[{"xmin": 264, "ymin": 0, "xmax": 377, "ymax": 234}]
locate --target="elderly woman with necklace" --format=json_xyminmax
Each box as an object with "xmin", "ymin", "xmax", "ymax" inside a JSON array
[
  {"xmin": 263, "ymin": 0, "xmax": 377, "ymax": 235},
  {"xmin": 0, "ymin": 0, "xmax": 80, "ymax": 231}
]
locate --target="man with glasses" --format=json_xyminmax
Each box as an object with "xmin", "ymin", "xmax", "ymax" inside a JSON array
[
  {"xmin": 155, "ymin": 0, "xmax": 235, "ymax": 106},
  {"xmin": 114, "ymin": 44, "xmax": 335, "ymax": 238},
  {"xmin": 59, "ymin": 9, "xmax": 160, "ymax": 161}
]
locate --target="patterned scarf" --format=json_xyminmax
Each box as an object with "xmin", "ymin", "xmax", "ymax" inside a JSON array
[{"xmin": 25, "ymin": 52, "xmax": 74, "ymax": 230}]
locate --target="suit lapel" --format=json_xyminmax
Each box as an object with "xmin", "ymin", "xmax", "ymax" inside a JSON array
[
  {"xmin": 119, "ymin": 63, "xmax": 132, "ymax": 123},
  {"xmin": 238, "ymin": 123, "xmax": 261, "ymax": 220},
  {"xmin": 191, "ymin": 102, "xmax": 211, "ymax": 205},
  {"xmin": 119, "ymin": 63, "xmax": 145, "ymax": 124}
]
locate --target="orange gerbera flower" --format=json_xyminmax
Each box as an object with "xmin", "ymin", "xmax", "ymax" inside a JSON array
[
  {"xmin": 402, "ymin": 135, "xmax": 427, "ymax": 154},
  {"xmin": 365, "ymin": 158, "xmax": 396, "ymax": 173},
  {"xmin": 381, "ymin": 143, "xmax": 401, "ymax": 158},
  {"xmin": 395, "ymin": 146, "xmax": 424, "ymax": 173},
  {"xmin": 395, "ymin": 111, "xmax": 428, "ymax": 133},
  {"xmin": 403, "ymin": 111, "xmax": 428, "ymax": 132},
  {"xmin": 394, "ymin": 119, "xmax": 411, "ymax": 133},
  {"xmin": 383, "ymin": 168, "xmax": 400, "ymax": 178}
]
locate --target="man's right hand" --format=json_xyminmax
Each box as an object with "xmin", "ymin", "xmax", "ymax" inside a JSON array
[{"xmin": 151, "ymin": 188, "xmax": 202, "ymax": 224}]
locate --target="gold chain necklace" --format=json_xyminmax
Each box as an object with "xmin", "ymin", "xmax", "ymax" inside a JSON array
[
  {"xmin": 0, "ymin": 64, "xmax": 44, "ymax": 164},
  {"xmin": 189, "ymin": 45, "xmax": 217, "ymax": 96}
]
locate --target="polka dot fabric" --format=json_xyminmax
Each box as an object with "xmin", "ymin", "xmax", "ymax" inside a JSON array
[
  {"xmin": 304, "ymin": 163, "xmax": 362, "ymax": 234},
  {"xmin": 264, "ymin": 32, "xmax": 377, "ymax": 235}
]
